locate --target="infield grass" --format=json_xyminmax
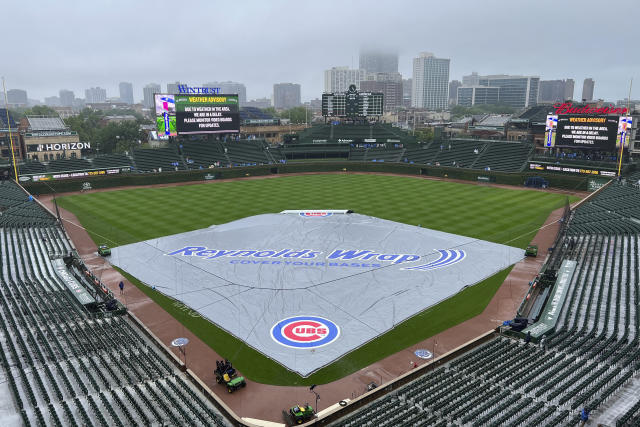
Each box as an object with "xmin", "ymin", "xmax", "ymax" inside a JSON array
[{"xmin": 58, "ymin": 174, "xmax": 578, "ymax": 385}]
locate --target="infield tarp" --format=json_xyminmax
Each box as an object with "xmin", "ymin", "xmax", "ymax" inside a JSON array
[{"xmin": 110, "ymin": 212, "xmax": 523, "ymax": 376}]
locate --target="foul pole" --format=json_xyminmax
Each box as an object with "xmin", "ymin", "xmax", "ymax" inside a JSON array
[
  {"xmin": 2, "ymin": 77, "xmax": 19, "ymax": 181},
  {"xmin": 617, "ymin": 78, "xmax": 633, "ymax": 177}
]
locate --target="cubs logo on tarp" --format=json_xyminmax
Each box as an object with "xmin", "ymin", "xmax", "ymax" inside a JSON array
[
  {"xmin": 271, "ymin": 316, "xmax": 340, "ymax": 348},
  {"xmin": 299, "ymin": 212, "xmax": 332, "ymax": 217}
]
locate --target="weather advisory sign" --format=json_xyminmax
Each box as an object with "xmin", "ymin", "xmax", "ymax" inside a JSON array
[
  {"xmin": 175, "ymin": 95, "xmax": 240, "ymax": 134},
  {"xmin": 556, "ymin": 115, "xmax": 618, "ymax": 149}
]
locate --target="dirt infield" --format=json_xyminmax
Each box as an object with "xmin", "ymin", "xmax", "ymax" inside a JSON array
[{"xmin": 39, "ymin": 173, "xmax": 574, "ymax": 423}]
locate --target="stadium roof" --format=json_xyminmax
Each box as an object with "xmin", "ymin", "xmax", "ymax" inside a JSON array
[
  {"xmin": 478, "ymin": 114, "xmax": 512, "ymax": 127},
  {"xmin": 26, "ymin": 116, "xmax": 67, "ymax": 131},
  {"xmin": 515, "ymin": 105, "xmax": 554, "ymax": 124}
]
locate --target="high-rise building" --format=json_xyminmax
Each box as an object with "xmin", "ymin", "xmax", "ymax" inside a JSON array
[
  {"xmin": 324, "ymin": 67, "xmax": 366, "ymax": 93},
  {"xmin": 582, "ymin": 78, "xmax": 595, "ymax": 101},
  {"xmin": 143, "ymin": 83, "xmax": 161, "ymax": 108},
  {"xmin": 59, "ymin": 89, "xmax": 75, "ymax": 107},
  {"xmin": 361, "ymin": 72, "xmax": 403, "ymax": 110},
  {"xmin": 273, "ymin": 83, "xmax": 301, "ymax": 109},
  {"xmin": 364, "ymin": 72, "xmax": 402, "ymax": 83},
  {"xmin": 45, "ymin": 96, "xmax": 61, "ymax": 107},
  {"xmin": 84, "ymin": 87, "xmax": 107, "ymax": 104},
  {"xmin": 360, "ymin": 80, "xmax": 403, "ymax": 111},
  {"xmin": 203, "ymin": 82, "xmax": 247, "ymax": 105},
  {"xmin": 411, "ymin": 52, "xmax": 450, "ymax": 110},
  {"xmin": 402, "ymin": 78, "xmax": 412, "ymax": 108},
  {"xmin": 167, "ymin": 81, "xmax": 182, "ymax": 94},
  {"xmin": 462, "ymin": 72, "xmax": 480, "ymax": 86},
  {"xmin": 6, "ymin": 89, "xmax": 28, "ymax": 106},
  {"xmin": 359, "ymin": 50, "xmax": 398, "ymax": 74},
  {"xmin": 564, "ymin": 79, "xmax": 575, "ymax": 101},
  {"xmin": 449, "ymin": 80, "xmax": 462, "ymax": 105},
  {"xmin": 538, "ymin": 79, "xmax": 574, "ymax": 103},
  {"xmin": 119, "ymin": 82, "xmax": 134, "ymax": 104},
  {"xmin": 477, "ymin": 75, "xmax": 539, "ymax": 108},
  {"xmin": 457, "ymin": 86, "xmax": 501, "ymax": 107}
]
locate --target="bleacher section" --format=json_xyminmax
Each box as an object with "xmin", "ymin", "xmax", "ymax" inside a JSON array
[
  {"xmin": 431, "ymin": 140, "xmax": 486, "ymax": 168},
  {"xmin": 403, "ymin": 142, "xmax": 440, "ymax": 164},
  {"xmin": 473, "ymin": 140, "xmax": 534, "ymax": 172},
  {"xmin": 90, "ymin": 153, "xmax": 132, "ymax": 169},
  {"xmin": 132, "ymin": 147, "xmax": 184, "ymax": 172},
  {"xmin": 296, "ymin": 123, "xmax": 416, "ymax": 145},
  {"xmin": 330, "ymin": 181, "xmax": 640, "ymax": 426},
  {"xmin": 348, "ymin": 148, "xmax": 402, "ymax": 162},
  {"xmin": 226, "ymin": 141, "xmax": 270, "ymax": 166},
  {"xmin": 181, "ymin": 141, "xmax": 228, "ymax": 169},
  {"xmin": 47, "ymin": 158, "xmax": 92, "ymax": 173},
  {"xmin": 0, "ymin": 181, "xmax": 56, "ymax": 226},
  {"xmin": 0, "ymin": 180, "xmax": 230, "ymax": 426},
  {"xmin": 19, "ymin": 161, "xmax": 47, "ymax": 175},
  {"xmin": 568, "ymin": 183, "xmax": 640, "ymax": 234}
]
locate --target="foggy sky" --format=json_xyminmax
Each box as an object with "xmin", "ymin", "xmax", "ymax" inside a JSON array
[{"xmin": 2, "ymin": 0, "xmax": 638, "ymax": 103}]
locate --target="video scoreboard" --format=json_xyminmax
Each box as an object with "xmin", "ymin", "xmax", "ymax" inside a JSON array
[
  {"xmin": 544, "ymin": 114, "xmax": 633, "ymax": 150},
  {"xmin": 155, "ymin": 93, "xmax": 240, "ymax": 136},
  {"xmin": 322, "ymin": 84, "xmax": 383, "ymax": 117}
]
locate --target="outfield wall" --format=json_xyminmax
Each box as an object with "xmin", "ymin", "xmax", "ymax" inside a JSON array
[{"xmin": 23, "ymin": 161, "xmax": 594, "ymax": 195}]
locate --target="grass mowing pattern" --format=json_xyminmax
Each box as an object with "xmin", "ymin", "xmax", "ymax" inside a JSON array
[{"xmin": 59, "ymin": 174, "xmax": 577, "ymax": 385}]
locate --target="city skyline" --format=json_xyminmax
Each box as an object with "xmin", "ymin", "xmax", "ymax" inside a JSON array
[{"xmin": 1, "ymin": 0, "xmax": 637, "ymax": 104}]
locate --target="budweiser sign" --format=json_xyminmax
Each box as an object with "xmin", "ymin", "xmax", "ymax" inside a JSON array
[{"xmin": 553, "ymin": 102, "xmax": 628, "ymax": 115}]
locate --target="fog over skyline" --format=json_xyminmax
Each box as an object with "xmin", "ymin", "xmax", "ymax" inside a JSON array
[{"xmin": 2, "ymin": 0, "xmax": 638, "ymax": 104}]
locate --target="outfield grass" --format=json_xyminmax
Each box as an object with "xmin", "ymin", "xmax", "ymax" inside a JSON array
[{"xmin": 58, "ymin": 174, "xmax": 578, "ymax": 385}]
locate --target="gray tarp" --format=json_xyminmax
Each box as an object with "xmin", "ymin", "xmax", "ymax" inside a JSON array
[{"xmin": 110, "ymin": 212, "xmax": 522, "ymax": 376}]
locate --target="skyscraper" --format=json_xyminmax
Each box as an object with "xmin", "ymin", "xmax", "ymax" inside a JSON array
[
  {"xmin": 477, "ymin": 75, "xmax": 539, "ymax": 108},
  {"xmin": 324, "ymin": 67, "xmax": 366, "ymax": 93},
  {"xmin": 84, "ymin": 87, "xmax": 107, "ymax": 103},
  {"xmin": 449, "ymin": 80, "xmax": 462, "ymax": 105},
  {"xmin": 167, "ymin": 81, "xmax": 182, "ymax": 94},
  {"xmin": 564, "ymin": 79, "xmax": 575, "ymax": 101},
  {"xmin": 359, "ymin": 50, "xmax": 398, "ymax": 74},
  {"xmin": 143, "ymin": 83, "xmax": 161, "ymax": 108},
  {"xmin": 360, "ymin": 80, "xmax": 403, "ymax": 111},
  {"xmin": 402, "ymin": 79, "xmax": 412, "ymax": 108},
  {"xmin": 273, "ymin": 83, "xmax": 301, "ymax": 109},
  {"xmin": 582, "ymin": 78, "xmax": 595, "ymax": 101},
  {"xmin": 203, "ymin": 82, "xmax": 247, "ymax": 105},
  {"xmin": 45, "ymin": 96, "xmax": 61, "ymax": 107},
  {"xmin": 6, "ymin": 89, "xmax": 28, "ymax": 106},
  {"xmin": 457, "ymin": 74, "xmax": 539, "ymax": 108},
  {"xmin": 462, "ymin": 72, "xmax": 480, "ymax": 86},
  {"xmin": 119, "ymin": 82, "xmax": 134, "ymax": 104},
  {"xmin": 538, "ymin": 79, "xmax": 575, "ymax": 103},
  {"xmin": 59, "ymin": 90, "xmax": 75, "ymax": 107},
  {"xmin": 411, "ymin": 52, "xmax": 450, "ymax": 110}
]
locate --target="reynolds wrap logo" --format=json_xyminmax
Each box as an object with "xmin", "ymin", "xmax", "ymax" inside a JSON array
[{"xmin": 166, "ymin": 246, "xmax": 465, "ymax": 270}]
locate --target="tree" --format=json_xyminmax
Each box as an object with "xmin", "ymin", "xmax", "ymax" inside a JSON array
[
  {"xmin": 414, "ymin": 128, "xmax": 434, "ymax": 142},
  {"xmin": 22, "ymin": 105, "xmax": 58, "ymax": 116},
  {"xmin": 276, "ymin": 107, "xmax": 309, "ymax": 124}
]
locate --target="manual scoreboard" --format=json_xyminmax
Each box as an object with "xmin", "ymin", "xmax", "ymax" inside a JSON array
[{"xmin": 322, "ymin": 85, "xmax": 383, "ymax": 118}]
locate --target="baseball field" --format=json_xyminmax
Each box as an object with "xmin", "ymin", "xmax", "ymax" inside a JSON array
[{"xmin": 57, "ymin": 174, "xmax": 577, "ymax": 385}]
